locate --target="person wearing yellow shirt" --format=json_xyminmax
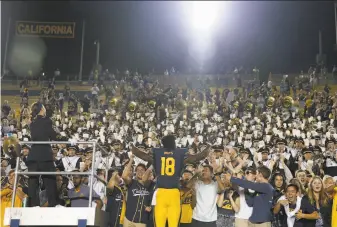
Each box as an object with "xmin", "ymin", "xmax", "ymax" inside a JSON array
[
  {"xmin": 1, "ymin": 170, "xmax": 27, "ymax": 227},
  {"xmin": 180, "ymin": 170, "xmax": 196, "ymax": 227},
  {"xmin": 332, "ymin": 186, "xmax": 337, "ymax": 227}
]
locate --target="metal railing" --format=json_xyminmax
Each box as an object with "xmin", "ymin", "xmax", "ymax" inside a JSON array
[{"xmin": 11, "ymin": 141, "xmax": 105, "ymax": 208}]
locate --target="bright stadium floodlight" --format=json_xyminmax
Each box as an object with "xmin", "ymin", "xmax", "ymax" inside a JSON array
[
  {"xmin": 189, "ymin": 1, "xmax": 222, "ymax": 32},
  {"xmin": 180, "ymin": 1, "xmax": 229, "ymax": 67}
]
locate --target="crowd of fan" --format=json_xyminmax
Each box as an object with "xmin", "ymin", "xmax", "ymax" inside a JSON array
[{"xmin": 1, "ymin": 71, "xmax": 337, "ymax": 227}]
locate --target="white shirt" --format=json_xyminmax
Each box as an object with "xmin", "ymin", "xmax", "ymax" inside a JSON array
[
  {"xmin": 93, "ymin": 179, "xmax": 106, "ymax": 211},
  {"xmin": 226, "ymin": 92, "xmax": 234, "ymax": 104},
  {"xmin": 20, "ymin": 160, "xmax": 28, "ymax": 171},
  {"xmin": 93, "ymin": 180, "xmax": 106, "ymax": 200},
  {"xmin": 267, "ymin": 80, "xmax": 272, "ymax": 88},
  {"xmin": 192, "ymin": 180, "xmax": 218, "ymax": 222},
  {"xmin": 235, "ymin": 187, "xmax": 253, "ymax": 219},
  {"xmin": 61, "ymin": 156, "xmax": 80, "ymax": 172},
  {"xmin": 326, "ymin": 158, "xmax": 337, "ymax": 167},
  {"xmin": 91, "ymin": 86, "xmax": 99, "ymax": 95}
]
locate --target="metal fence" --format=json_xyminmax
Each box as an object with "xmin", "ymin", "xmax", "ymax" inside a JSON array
[
  {"xmin": 2, "ymin": 72, "xmax": 336, "ymax": 89},
  {"xmin": 11, "ymin": 141, "xmax": 110, "ymax": 208}
]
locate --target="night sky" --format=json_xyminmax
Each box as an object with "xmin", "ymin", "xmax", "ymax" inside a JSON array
[{"xmin": 1, "ymin": 1, "xmax": 336, "ymax": 78}]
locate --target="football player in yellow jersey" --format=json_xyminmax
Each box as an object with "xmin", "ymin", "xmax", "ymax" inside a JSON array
[{"xmin": 130, "ymin": 135, "xmax": 211, "ymax": 227}]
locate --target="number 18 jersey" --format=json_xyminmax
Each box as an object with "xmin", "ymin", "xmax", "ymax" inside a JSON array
[{"xmin": 153, "ymin": 148, "xmax": 187, "ymax": 189}]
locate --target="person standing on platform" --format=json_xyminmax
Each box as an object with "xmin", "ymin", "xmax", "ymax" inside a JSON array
[{"xmin": 26, "ymin": 102, "xmax": 58, "ymax": 207}]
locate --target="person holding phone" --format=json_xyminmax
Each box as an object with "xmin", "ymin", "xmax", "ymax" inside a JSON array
[{"xmin": 26, "ymin": 102, "xmax": 58, "ymax": 207}]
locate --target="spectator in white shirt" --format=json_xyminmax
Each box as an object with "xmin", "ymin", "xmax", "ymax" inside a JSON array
[
  {"xmin": 187, "ymin": 164, "xmax": 225, "ymax": 227},
  {"xmin": 267, "ymin": 80, "xmax": 272, "ymax": 91},
  {"xmin": 91, "ymin": 83, "xmax": 100, "ymax": 108},
  {"xmin": 91, "ymin": 83, "xmax": 100, "ymax": 96},
  {"xmin": 93, "ymin": 169, "xmax": 106, "ymax": 210}
]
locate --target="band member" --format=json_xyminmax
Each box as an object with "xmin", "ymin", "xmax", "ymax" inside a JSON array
[{"xmin": 67, "ymin": 170, "xmax": 103, "ymax": 208}]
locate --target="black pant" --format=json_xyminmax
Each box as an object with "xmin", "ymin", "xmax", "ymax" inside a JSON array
[
  {"xmin": 180, "ymin": 223, "xmax": 192, "ymax": 227},
  {"xmin": 191, "ymin": 219, "xmax": 216, "ymax": 227},
  {"xmin": 27, "ymin": 161, "xmax": 57, "ymax": 207}
]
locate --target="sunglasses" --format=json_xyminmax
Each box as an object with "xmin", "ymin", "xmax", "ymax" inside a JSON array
[{"xmin": 245, "ymin": 171, "xmax": 255, "ymax": 175}]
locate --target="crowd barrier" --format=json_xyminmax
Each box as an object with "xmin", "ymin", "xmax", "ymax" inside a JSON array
[
  {"xmin": 2, "ymin": 73, "xmax": 335, "ymax": 88},
  {"xmin": 5, "ymin": 140, "xmax": 109, "ymax": 227}
]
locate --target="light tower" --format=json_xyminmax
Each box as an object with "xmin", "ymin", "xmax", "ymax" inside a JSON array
[
  {"xmin": 316, "ymin": 30, "xmax": 326, "ymax": 66},
  {"xmin": 334, "ymin": 1, "xmax": 337, "ymax": 51}
]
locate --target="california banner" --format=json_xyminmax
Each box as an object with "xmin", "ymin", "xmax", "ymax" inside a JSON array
[{"xmin": 16, "ymin": 21, "xmax": 75, "ymax": 38}]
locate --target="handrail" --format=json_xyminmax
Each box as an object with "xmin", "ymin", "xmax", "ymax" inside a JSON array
[
  {"xmin": 11, "ymin": 141, "xmax": 98, "ymax": 208},
  {"xmin": 16, "ymin": 172, "xmax": 97, "ymax": 176},
  {"xmin": 18, "ymin": 141, "xmax": 95, "ymax": 145},
  {"xmin": 90, "ymin": 142, "xmax": 96, "ymax": 205}
]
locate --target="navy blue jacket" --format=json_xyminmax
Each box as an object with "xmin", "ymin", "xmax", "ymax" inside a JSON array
[{"xmin": 231, "ymin": 177, "xmax": 274, "ymax": 223}]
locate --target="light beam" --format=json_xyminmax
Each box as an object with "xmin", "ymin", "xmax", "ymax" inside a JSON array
[{"xmin": 189, "ymin": 1, "xmax": 221, "ymax": 32}]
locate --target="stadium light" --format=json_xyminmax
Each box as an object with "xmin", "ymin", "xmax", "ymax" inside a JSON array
[
  {"xmin": 180, "ymin": 1, "xmax": 230, "ymax": 70},
  {"xmin": 188, "ymin": 1, "xmax": 222, "ymax": 33}
]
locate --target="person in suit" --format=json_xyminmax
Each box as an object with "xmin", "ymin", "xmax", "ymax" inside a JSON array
[{"xmin": 26, "ymin": 102, "xmax": 58, "ymax": 207}]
